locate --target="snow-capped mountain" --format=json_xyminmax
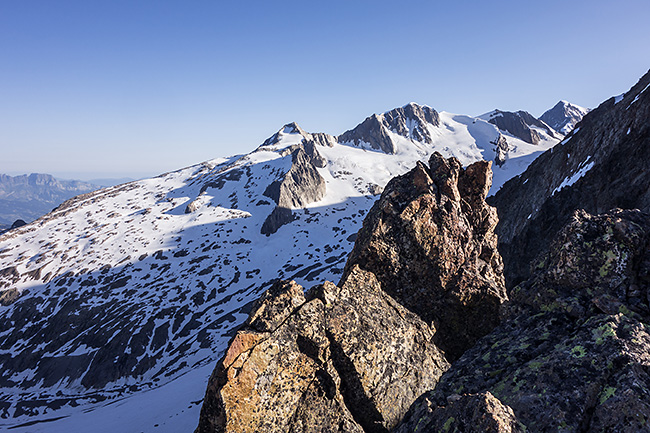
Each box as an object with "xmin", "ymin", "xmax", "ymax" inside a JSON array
[
  {"xmin": 0, "ymin": 103, "xmax": 560, "ymax": 432},
  {"xmin": 479, "ymin": 109, "xmax": 559, "ymax": 144},
  {"xmin": 539, "ymin": 100, "xmax": 589, "ymax": 135}
]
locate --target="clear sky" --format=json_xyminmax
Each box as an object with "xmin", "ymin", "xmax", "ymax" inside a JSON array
[{"xmin": 1, "ymin": 0, "xmax": 649, "ymax": 180}]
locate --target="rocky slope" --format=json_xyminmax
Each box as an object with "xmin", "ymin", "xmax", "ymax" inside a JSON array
[
  {"xmin": 195, "ymin": 154, "xmax": 507, "ymax": 433},
  {"xmin": 0, "ymin": 103, "xmax": 558, "ymax": 430},
  {"xmin": 0, "ymin": 173, "xmax": 99, "ymax": 226},
  {"xmin": 540, "ymin": 100, "xmax": 589, "ymax": 135},
  {"xmin": 396, "ymin": 208, "xmax": 650, "ymax": 432},
  {"xmin": 480, "ymin": 110, "xmax": 558, "ymax": 145},
  {"xmin": 491, "ymin": 68, "xmax": 650, "ymax": 287}
]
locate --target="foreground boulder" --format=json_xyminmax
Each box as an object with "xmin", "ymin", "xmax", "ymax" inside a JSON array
[
  {"xmin": 345, "ymin": 153, "xmax": 506, "ymax": 360},
  {"xmin": 195, "ymin": 154, "xmax": 508, "ymax": 432},
  {"xmin": 196, "ymin": 269, "xmax": 448, "ymax": 433},
  {"xmin": 395, "ymin": 209, "xmax": 650, "ymax": 432}
]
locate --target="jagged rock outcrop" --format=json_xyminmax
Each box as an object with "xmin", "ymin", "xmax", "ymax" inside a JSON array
[
  {"xmin": 195, "ymin": 155, "xmax": 507, "ymax": 432},
  {"xmin": 345, "ymin": 152, "xmax": 506, "ymax": 360},
  {"xmin": 338, "ymin": 103, "xmax": 440, "ymax": 154},
  {"xmin": 396, "ymin": 208, "xmax": 650, "ymax": 432},
  {"xmin": 196, "ymin": 267, "xmax": 449, "ymax": 433},
  {"xmin": 492, "ymin": 133, "xmax": 509, "ymax": 167},
  {"xmin": 540, "ymin": 100, "xmax": 588, "ymax": 135},
  {"xmin": 491, "ymin": 69, "xmax": 650, "ymax": 287},
  {"xmin": 483, "ymin": 110, "xmax": 557, "ymax": 145},
  {"xmin": 260, "ymin": 123, "xmax": 328, "ymax": 234}
]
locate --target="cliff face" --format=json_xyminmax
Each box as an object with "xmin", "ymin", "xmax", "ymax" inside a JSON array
[
  {"xmin": 491, "ymin": 69, "xmax": 650, "ymax": 288},
  {"xmin": 260, "ymin": 142, "xmax": 327, "ymax": 235},
  {"xmin": 396, "ymin": 208, "xmax": 650, "ymax": 432},
  {"xmin": 195, "ymin": 154, "xmax": 507, "ymax": 433}
]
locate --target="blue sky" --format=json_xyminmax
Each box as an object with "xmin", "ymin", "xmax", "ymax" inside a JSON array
[{"xmin": 1, "ymin": 0, "xmax": 649, "ymax": 180}]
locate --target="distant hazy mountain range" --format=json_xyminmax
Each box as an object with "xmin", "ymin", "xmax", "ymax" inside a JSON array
[
  {"xmin": 0, "ymin": 175, "xmax": 139, "ymax": 230},
  {"xmin": 0, "ymin": 174, "xmax": 100, "ymax": 228}
]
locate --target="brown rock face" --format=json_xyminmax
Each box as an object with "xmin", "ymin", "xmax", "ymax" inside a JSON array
[
  {"xmin": 196, "ymin": 270, "xmax": 449, "ymax": 433},
  {"xmin": 344, "ymin": 152, "xmax": 506, "ymax": 360},
  {"xmin": 196, "ymin": 154, "xmax": 508, "ymax": 433},
  {"xmin": 405, "ymin": 392, "xmax": 525, "ymax": 433}
]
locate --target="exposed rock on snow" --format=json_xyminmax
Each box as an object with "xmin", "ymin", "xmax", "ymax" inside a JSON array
[
  {"xmin": 261, "ymin": 132, "xmax": 328, "ymax": 234},
  {"xmin": 492, "ymin": 133, "xmax": 509, "ymax": 167}
]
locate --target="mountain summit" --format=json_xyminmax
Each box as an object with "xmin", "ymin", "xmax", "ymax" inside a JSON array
[
  {"xmin": 539, "ymin": 100, "xmax": 589, "ymax": 134},
  {"xmin": 337, "ymin": 103, "xmax": 440, "ymax": 153}
]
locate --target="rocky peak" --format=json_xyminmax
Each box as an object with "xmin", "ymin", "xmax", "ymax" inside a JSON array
[
  {"xmin": 260, "ymin": 122, "xmax": 310, "ymax": 148},
  {"xmin": 337, "ymin": 103, "xmax": 440, "ymax": 154},
  {"xmin": 482, "ymin": 109, "xmax": 557, "ymax": 145},
  {"xmin": 195, "ymin": 154, "xmax": 507, "ymax": 432},
  {"xmin": 242, "ymin": 122, "xmax": 331, "ymax": 235},
  {"xmin": 281, "ymin": 121, "xmax": 306, "ymax": 135},
  {"xmin": 260, "ymin": 143, "xmax": 327, "ymax": 235},
  {"xmin": 260, "ymin": 122, "xmax": 336, "ymax": 152},
  {"xmin": 344, "ymin": 152, "xmax": 506, "ymax": 360},
  {"xmin": 540, "ymin": 100, "xmax": 589, "ymax": 134}
]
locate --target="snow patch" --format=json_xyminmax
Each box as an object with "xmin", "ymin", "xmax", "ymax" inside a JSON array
[
  {"xmin": 627, "ymin": 82, "xmax": 650, "ymax": 109},
  {"xmin": 552, "ymin": 158, "xmax": 595, "ymax": 196}
]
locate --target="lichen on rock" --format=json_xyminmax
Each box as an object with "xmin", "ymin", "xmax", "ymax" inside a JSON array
[
  {"xmin": 395, "ymin": 208, "xmax": 650, "ymax": 432},
  {"xmin": 344, "ymin": 152, "xmax": 507, "ymax": 360}
]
